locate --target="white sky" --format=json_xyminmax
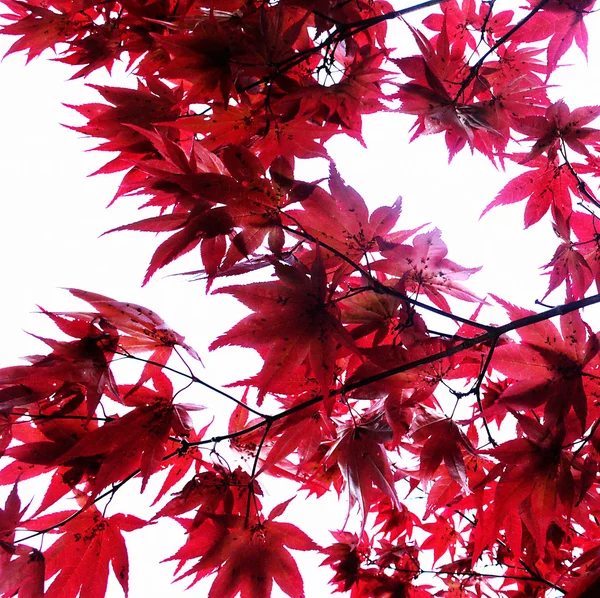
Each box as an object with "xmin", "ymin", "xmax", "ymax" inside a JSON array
[{"xmin": 1, "ymin": 5, "xmax": 600, "ymax": 597}]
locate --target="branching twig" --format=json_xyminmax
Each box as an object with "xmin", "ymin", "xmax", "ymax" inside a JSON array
[
  {"xmin": 468, "ymin": 336, "xmax": 499, "ymax": 447},
  {"xmin": 241, "ymin": 0, "xmax": 449, "ymax": 93},
  {"xmin": 375, "ymin": 564, "xmax": 559, "ymax": 585},
  {"xmin": 343, "ymin": 293, "xmax": 600, "ymax": 392},
  {"xmin": 245, "ymin": 420, "xmax": 272, "ymax": 522},
  {"xmin": 455, "ymin": 511, "xmax": 566, "ymax": 594},
  {"xmin": 186, "ymin": 294, "xmax": 600, "ymax": 448},
  {"xmin": 572, "ymin": 416, "xmax": 600, "ymax": 457},
  {"xmin": 280, "ymin": 222, "xmax": 493, "ymax": 332},
  {"xmin": 560, "ymin": 144, "xmax": 600, "ymax": 209},
  {"xmin": 453, "ymin": 0, "xmax": 552, "ymax": 101},
  {"xmin": 116, "ymin": 350, "xmax": 268, "ymax": 419}
]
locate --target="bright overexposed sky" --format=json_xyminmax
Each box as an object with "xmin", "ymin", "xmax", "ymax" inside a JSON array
[{"xmin": 2, "ymin": 4, "xmax": 600, "ymax": 596}]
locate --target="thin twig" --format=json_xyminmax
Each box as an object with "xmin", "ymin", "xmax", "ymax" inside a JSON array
[
  {"xmin": 116, "ymin": 350, "xmax": 268, "ymax": 419},
  {"xmin": 455, "ymin": 511, "xmax": 566, "ymax": 593},
  {"xmin": 280, "ymin": 222, "xmax": 493, "ymax": 332},
  {"xmin": 453, "ymin": 0, "xmax": 552, "ymax": 101},
  {"xmin": 240, "ymin": 0, "xmax": 449, "ymax": 93},
  {"xmin": 15, "ymin": 450, "xmax": 179, "ymax": 542},
  {"xmin": 560, "ymin": 144, "xmax": 600, "ymax": 209},
  {"xmin": 245, "ymin": 420, "xmax": 272, "ymax": 522}
]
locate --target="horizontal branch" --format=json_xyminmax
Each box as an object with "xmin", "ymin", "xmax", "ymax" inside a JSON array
[{"xmin": 378, "ymin": 564, "xmax": 558, "ymax": 585}]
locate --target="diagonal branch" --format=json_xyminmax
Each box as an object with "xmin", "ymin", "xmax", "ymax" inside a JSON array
[
  {"xmin": 186, "ymin": 293, "xmax": 600, "ymax": 448},
  {"xmin": 280, "ymin": 222, "xmax": 493, "ymax": 331},
  {"xmin": 14, "ymin": 450, "xmax": 180, "ymax": 543},
  {"xmin": 343, "ymin": 293, "xmax": 600, "ymax": 391},
  {"xmin": 241, "ymin": 0, "xmax": 449, "ymax": 93},
  {"xmin": 453, "ymin": 0, "xmax": 552, "ymax": 101}
]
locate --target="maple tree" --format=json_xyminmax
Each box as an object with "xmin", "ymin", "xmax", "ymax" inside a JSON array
[{"xmin": 5, "ymin": 0, "xmax": 600, "ymax": 596}]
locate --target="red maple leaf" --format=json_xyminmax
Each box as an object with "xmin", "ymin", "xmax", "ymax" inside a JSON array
[
  {"xmin": 474, "ymin": 416, "xmax": 577, "ymax": 558},
  {"xmin": 478, "ymin": 57, "xmax": 549, "ymax": 142},
  {"xmin": 0, "ymin": 0, "xmax": 88, "ymax": 62},
  {"xmin": 168, "ymin": 103, "xmax": 262, "ymax": 154},
  {"xmin": 153, "ymin": 20, "xmax": 242, "ymax": 106},
  {"xmin": 285, "ymin": 165, "xmax": 406, "ymax": 265},
  {"xmin": 326, "ymin": 413, "xmax": 399, "ymax": 530},
  {"xmin": 66, "ymin": 288, "xmax": 200, "ymax": 365},
  {"xmin": 153, "ymin": 464, "xmax": 262, "ymax": 527},
  {"xmin": 168, "ymin": 500, "xmax": 318, "ymax": 598},
  {"xmin": 57, "ymin": 21, "xmax": 123, "ymax": 79},
  {"xmin": 339, "ymin": 281, "xmax": 418, "ymax": 347},
  {"xmin": 517, "ymin": 0, "xmax": 596, "ymax": 73},
  {"xmin": 372, "ymin": 228, "xmax": 482, "ymax": 312},
  {"xmin": 66, "ymin": 80, "xmax": 185, "ymax": 174},
  {"xmin": 481, "ymin": 155, "xmax": 577, "ymax": 227},
  {"xmin": 562, "ymin": 545, "xmax": 600, "ymax": 597},
  {"xmin": 0, "ymin": 311, "xmax": 119, "ymax": 417},
  {"xmin": 103, "ymin": 132, "xmax": 290, "ymax": 285},
  {"xmin": 215, "ymin": 148, "xmax": 306, "ymax": 273},
  {"xmin": 0, "ymin": 289, "xmax": 199, "ymax": 418},
  {"xmin": 210, "ymin": 253, "xmax": 358, "ymax": 402},
  {"xmin": 483, "ymin": 43, "xmax": 548, "ymax": 91},
  {"xmin": 151, "ymin": 424, "xmax": 210, "ymax": 505},
  {"xmin": 321, "ymin": 531, "xmax": 368, "ymax": 592},
  {"xmin": 25, "ymin": 501, "xmax": 146, "ymax": 598},
  {"xmin": 169, "ymin": 100, "xmax": 339, "ymax": 166},
  {"xmin": 422, "ymin": 0, "xmax": 483, "ymax": 53},
  {"xmin": 0, "ymin": 483, "xmax": 22, "ymax": 547},
  {"xmin": 395, "ymin": 22, "xmax": 503, "ymax": 161},
  {"xmin": 286, "ymin": 47, "xmax": 393, "ymax": 139},
  {"xmin": 570, "ymin": 210, "xmax": 600, "ymax": 293},
  {"xmin": 514, "ymin": 100, "xmax": 600, "ymax": 163},
  {"xmin": 491, "ymin": 298, "xmax": 600, "ymax": 431},
  {"xmin": 420, "ymin": 515, "xmax": 465, "ymax": 565},
  {"xmin": 348, "ymin": 337, "xmax": 454, "ymax": 399},
  {"xmin": 1, "ymin": 399, "xmax": 102, "ymax": 514},
  {"xmin": 56, "ymin": 372, "xmax": 194, "ymax": 497},
  {"xmin": 254, "ymin": 405, "xmax": 327, "ymax": 478},
  {"xmin": 409, "ymin": 406, "xmax": 475, "ymax": 493},
  {"xmin": 0, "ymin": 542, "xmax": 45, "ymax": 598},
  {"xmin": 0, "ymin": 484, "xmax": 45, "ymax": 598},
  {"xmin": 543, "ymin": 241, "xmax": 593, "ymax": 300},
  {"xmin": 109, "ymin": 127, "xmax": 230, "ymax": 208}
]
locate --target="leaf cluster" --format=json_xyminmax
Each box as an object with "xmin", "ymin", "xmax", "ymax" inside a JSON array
[{"xmin": 3, "ymin": 0, "xmax": 600, "ymax": 597}]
